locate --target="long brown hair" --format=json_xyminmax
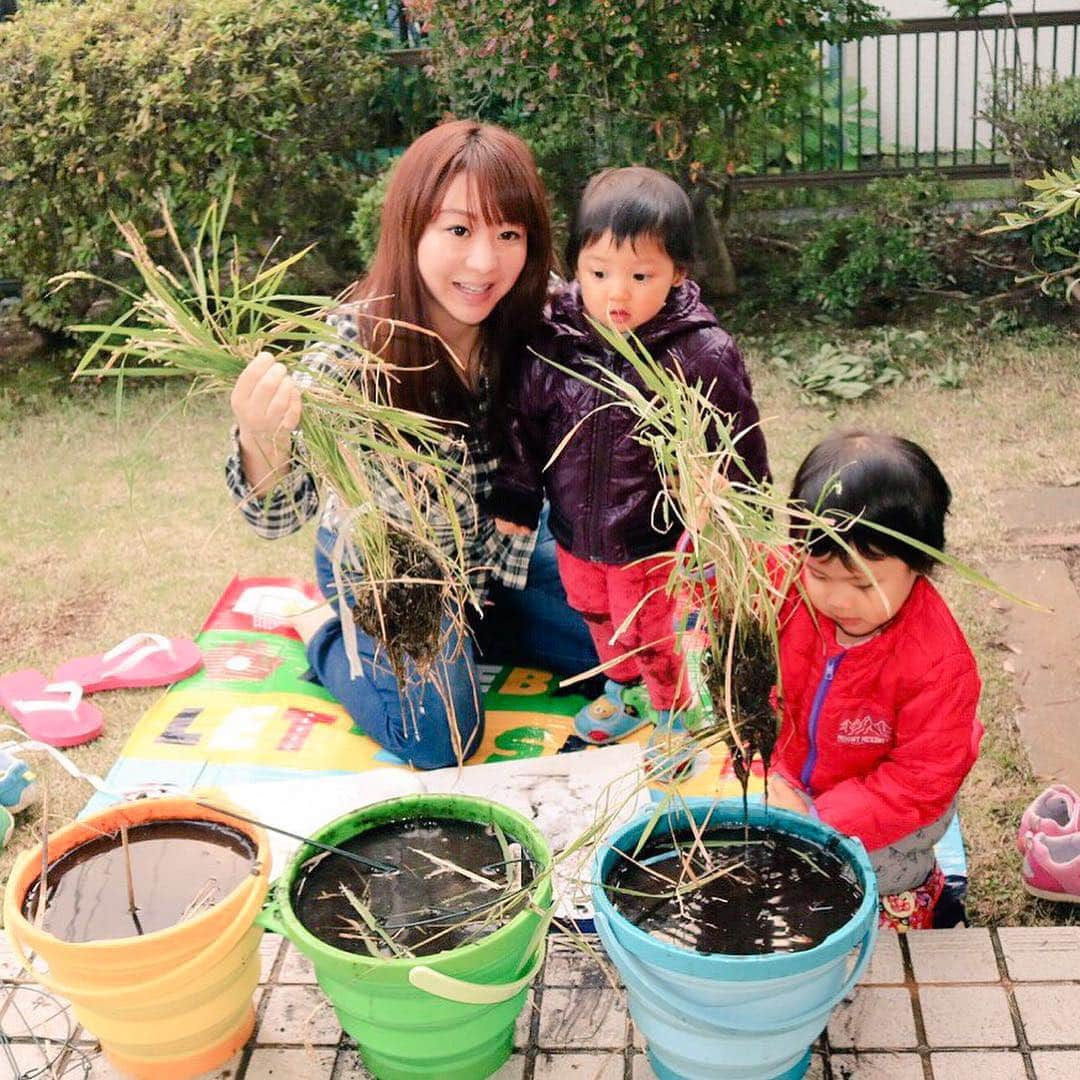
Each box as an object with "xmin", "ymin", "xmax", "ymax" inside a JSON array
[{"xmin": 347, "ymin": 120, "xmax": 552, "ymax": 426}]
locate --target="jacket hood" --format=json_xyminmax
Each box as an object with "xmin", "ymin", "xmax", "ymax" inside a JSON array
[{"xmin": 545, "ymin": 279, "xmax": 718, "ymax": 353}]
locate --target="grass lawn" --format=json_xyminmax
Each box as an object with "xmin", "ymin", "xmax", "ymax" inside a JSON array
[{"xmin": 1, "ymin": 316, "xmax": 1078, "ymax": 926}]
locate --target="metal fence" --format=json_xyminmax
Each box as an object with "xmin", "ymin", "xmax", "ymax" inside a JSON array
[{"xmin": 741, "ymin": 10, "xmax": 1080, "ymax": 188}]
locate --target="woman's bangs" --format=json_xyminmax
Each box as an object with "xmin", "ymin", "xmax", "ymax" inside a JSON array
[{"xmin": 462, "ymin": 146, "xmax": 541, "ymax": 230}]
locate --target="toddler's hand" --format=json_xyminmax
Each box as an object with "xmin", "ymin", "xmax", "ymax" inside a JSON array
[
  {"xmin": 764, "ymin": 775, "xmax": 812, "ymax": 815},
  {"xmin": 231, "ymin": 351, "xmax": 302, "ymax": 451},
  {"xmin": 495, "ymin": 518, "xmax": 534, "ymax": 537}
]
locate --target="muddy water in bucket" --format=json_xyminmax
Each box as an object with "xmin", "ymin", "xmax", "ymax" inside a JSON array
[
  {"xmin": 606, "ymin": 824, "xmax": 862, "ymax": 956},
  {"xmin": 291, "ymin": 816, "xmax": 534, "ymax": 957},
  {"xmin": 22, "ymin": 820, "xmax": 256, "ymax": 942}
]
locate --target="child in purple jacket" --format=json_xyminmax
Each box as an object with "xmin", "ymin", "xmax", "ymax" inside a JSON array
[{"xmin": 490, "ymin": 167, "xmax": 770, "ymax": 751}]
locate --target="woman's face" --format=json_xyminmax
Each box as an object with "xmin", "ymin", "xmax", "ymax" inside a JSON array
[{"xmin": 416, "ymin": 173, "xmax": 528, "ymax": 345}]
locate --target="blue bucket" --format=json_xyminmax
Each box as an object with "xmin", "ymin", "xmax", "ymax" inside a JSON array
[{"xmin": 592, "ymin": 799, "xmax": 878, "ymax": 1080}]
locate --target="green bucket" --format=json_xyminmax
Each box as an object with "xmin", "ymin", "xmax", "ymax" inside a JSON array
[{"xmin": 257, "ymin": 794, "xmax": 553, "ymax": 1080}]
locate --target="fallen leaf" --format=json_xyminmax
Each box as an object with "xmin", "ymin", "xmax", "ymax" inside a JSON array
[{"xmin": 1002, "ymin": 659, "xmax": 1016, "ymax": 674}]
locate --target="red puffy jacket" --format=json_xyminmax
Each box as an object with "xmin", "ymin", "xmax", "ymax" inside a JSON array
[{"xmin": 772, "ymin": 575, "xmax": 983, "ymax": 852}]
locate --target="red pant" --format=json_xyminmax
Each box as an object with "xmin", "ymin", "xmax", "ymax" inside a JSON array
[{"xmin": 555, "ymin": 545, "xmax": 688, "ymax": 711}]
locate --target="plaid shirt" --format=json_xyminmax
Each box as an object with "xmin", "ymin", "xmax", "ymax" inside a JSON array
[{"xmin": 224, "ymin": 309, "xmax": 536, "ymax": 597}]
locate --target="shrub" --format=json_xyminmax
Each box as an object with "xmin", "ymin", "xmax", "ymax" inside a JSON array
[
  {"xmin": 797, "ymin": 175, "xmax": 946, "ymax": 318},
  {"xmin": 990, "ymin": 75, "xmax": 1080, "ymax": 175},
  {"xmin": 0, "ymin": 0, "xmax": 386, "ymax": 329},
  {"xmin": 349, "ymin": 162, "xmax": 396, "ymax": 269}
]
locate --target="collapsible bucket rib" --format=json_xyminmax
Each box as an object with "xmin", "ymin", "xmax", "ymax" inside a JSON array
[
  {"xmin": 257, "ymin": 794, "xmax": 553, "ymax": 1080},
  {"xmin": 4, "ymin": 796, "xmax": 269, "ymax": 1080},
  {"xmin": 592, "ymin": 799, "xmax": 878, "ymax": 1080}
]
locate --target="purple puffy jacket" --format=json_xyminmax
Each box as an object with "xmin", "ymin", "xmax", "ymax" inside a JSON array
[{"xmin": 489, "ymin": 280, "xmax": 770, "ymax": 564}]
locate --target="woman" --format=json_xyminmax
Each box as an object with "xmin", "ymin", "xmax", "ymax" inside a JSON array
[{"xmin": 226, "ymin": 120, "xmax": 597, "ymax": 769}]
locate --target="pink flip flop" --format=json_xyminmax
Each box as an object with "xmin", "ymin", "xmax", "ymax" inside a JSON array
[
  {"xmin": 0, "ymin": 670, "xmax": 104, "ymax": 747},
  {"xmin": 53, "ymin": 633, "xmax": 204, "ymax": 693}
]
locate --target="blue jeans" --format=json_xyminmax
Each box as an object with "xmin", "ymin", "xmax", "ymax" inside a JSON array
[{"xmin": 308, "ymin": 508, "xmax": 597, "ymax": 769}]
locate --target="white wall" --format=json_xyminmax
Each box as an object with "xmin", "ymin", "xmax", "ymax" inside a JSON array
[{"xmin": 837, "ymin": 4, "xmax": 1080, "ymax": 160}]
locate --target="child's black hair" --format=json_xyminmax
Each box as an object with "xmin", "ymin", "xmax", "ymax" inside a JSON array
[
  {"xmin": 565, "ymin": 166, "xmax": 694, "ymax": 272},
  {"xmin": 789, "ymin": 431, "xmax": 951, "ymax": 574}
]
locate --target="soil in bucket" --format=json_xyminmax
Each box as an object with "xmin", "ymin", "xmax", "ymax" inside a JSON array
[
  {"xmin": 22, "ymin": 819, "xmax": 257, "ymax": 942},
  {"xmin": 605, "ymin": 823, "xmax": 863, "ymax": 955},
  {"xmin": 291, "ymin": 816, "xmax": 535, "ymax": 957}
]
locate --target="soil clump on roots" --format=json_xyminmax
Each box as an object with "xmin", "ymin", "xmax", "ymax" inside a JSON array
[
  {"xmin": 703, "ymin": 619, "xmax": 779, "ymax": 801},
  {"xmin": 351, "ymin": 531, "xmax": 446, "ymax": 680}
]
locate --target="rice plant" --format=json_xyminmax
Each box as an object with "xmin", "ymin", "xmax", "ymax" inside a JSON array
[{"xmin": 54, "ymin": 186, "xmax": 477, "ymax": 688}]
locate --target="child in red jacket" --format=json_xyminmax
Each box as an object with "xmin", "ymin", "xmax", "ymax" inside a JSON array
[{"xmin": 769, "ymin": 431, "xmax": 983, "ymax": 930}]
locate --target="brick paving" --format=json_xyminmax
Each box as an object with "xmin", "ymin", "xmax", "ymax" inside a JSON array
[
  {"xmin": 6, "ymin": 924, "xmax": 1080, "ymax": 1075},
  {"xmin": 4, "ymin": 927, "xmax": 1080, "ymax": 1078}
]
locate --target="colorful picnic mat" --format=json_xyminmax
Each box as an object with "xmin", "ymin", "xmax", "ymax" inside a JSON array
[{"xmin": 81, "ymin": 575, "xmax": 966, "ymax": 891}]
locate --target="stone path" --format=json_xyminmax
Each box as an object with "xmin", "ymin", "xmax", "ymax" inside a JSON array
[
  {"xmin": 990, "ymin": 486, "xmax": 1080, "ymax": 789},
  {"xmin": 5, "ymin": 927, "xmax": 1080, "ymax": 1078}
]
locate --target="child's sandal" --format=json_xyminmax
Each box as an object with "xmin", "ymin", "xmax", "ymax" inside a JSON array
[{"xmin": 573, "ymin": 680, "xmax": 653, "ymax": 745}]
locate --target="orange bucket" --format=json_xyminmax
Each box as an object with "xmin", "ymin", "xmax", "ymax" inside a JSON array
[{"xmin": 3, "ymin": 796, "xmax": 269, "ymax": 1079}]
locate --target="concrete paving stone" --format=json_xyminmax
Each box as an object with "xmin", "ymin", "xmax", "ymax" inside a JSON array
[
  {"xmin": 1014, "ymin": 983, "xmax": 1080, "ymax": 1046},
  {"xmin": 515, "ymin": 990, "xmax": 535, "ymax": 1048},
  {"xmin": 277, "ymin": 943, "xmax": 319, "ymax": 984},
  {"xmin": 544, "ymin": 936, "xmax": 617, "ymax": 988},
  {"xmin": 987, "ymin": 559, "xmax": 1080, "ymax": 788},
  {"xmin": 490, "ymin": 1054, "xmax": 527, "ymax": 1080},
  {"xmin": 333, "ymin": 1049, "xmax": 374, "ymax": 1077},
  {"xmin": 827, "ymin": 987, "xmax": 918, "ymax": 1050},
  {"xmin": 998, "ymin": 927, "xmax": 1080, "ymax": 981},
  {"xmin": 828, "ymin": 1052, "xmax": 925, "ymax": 1079},
  {"xmin": 256, "ymin": 985, "xmax": 343, "ymax": 1046},
  {"xmin": 631, "ymin": 1019, "xmax": 645, "ymax": 1050},
  {"xmin": 919, "ymin": 985, "xmax": 1016, "ymax": 1048},
  {"xmin": 632, "ymin": 1052, "xmax": 659, "ymax": 1079},
  {"xmin": 906, "ymin": 928, "xmax": 999, "ymax": 983},
  {"xmin": 259, "ymin": 934, "xmax": 283, "ymax": 982},
  {"xmin": 0, "ymin": 983, "xmax": 79, "ymax": 1043},
  {"xmin": 0, "ymin": 937, "xmax": 29, "ymax": 982},
  {"xmin": 1, "ymin": 1041, "xmax": 75, "ymax": 1078},
  {"xmin": 930, "ymin": 1050, "xmax": 1029, "ymax": 1080},
  {"xmin": 245, "ymin": 1047, "xmax": 337, "ymax": 1077},
  {"xmin": 999, "ymin": 486, "xmax": 1080, "ymax": 536},
  {"xmin": 538, "ymin": 987, "xmax": 629, "ymax": 1050},
  {"xmin": 1030, "ymin": 1050, "xmax": 1080, "ymax": 1079},
  {"xmin": 859, "ymin": 929, "xmax": 905, "ymax": 985},
  {"xmin": 533, "ymin": 1051, "xmax": 624, "ymax": 1078}
]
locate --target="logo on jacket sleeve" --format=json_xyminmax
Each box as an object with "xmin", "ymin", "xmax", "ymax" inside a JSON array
[{"xmin": 836, "ymin": 714, "xmax": 892, "ymax": 745}]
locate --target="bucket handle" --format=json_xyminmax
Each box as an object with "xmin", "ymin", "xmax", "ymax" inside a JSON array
[
  {"xmin": 598, "ymin": 914, "xmax": 877, "ymax": 1037},
  {"xmin": 255, "ymin": 892, "xmax": 287, "ymax": 937},
  {"xmin": 408, "ymin": 940, "xmax": 545, "ymax": 1005}
]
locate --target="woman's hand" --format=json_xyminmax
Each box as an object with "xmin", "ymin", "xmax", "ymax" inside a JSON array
[
  {"xmin": 495, "ymin": 518, "xmax": 534, "ymax": 537},
  {"xmin": 765, "ymin": 774, "xmax": 812, "ymax": 815},
  {"xmin": 232, "ymin": 352, "xmax": 302, "ymax": 494}
]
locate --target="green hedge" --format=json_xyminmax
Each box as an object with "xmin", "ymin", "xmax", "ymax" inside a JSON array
[{"xmin": 0, "ymin": 0, "xmax": 386, "ymax": 329}]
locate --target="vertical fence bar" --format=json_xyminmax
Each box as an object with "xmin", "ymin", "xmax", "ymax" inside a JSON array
[
  {"xmin": 856, "ymin": 38, "xmax": 863, "ymax": 171},
  {"xmin": 1073, "ymin": 23, "xmax": 1078, "ymax": 77},
  {"xmin": 933, "ymin": 31, "xmax": 940, "ymax": 169},
  {"xmin": 819, "ymin": 44, "xmax": 826, "ymax": 171},
  {"xmin": 876, "ymin": 33, "xmax": 882, "ymax": 163},
  {"xmin": 991, "ymin": 27, "xmax": 999, "ymax": 165},
  {"xmin": 914, "ymin": 32, "xmax": 921, "ymax": 168},
  {"xmin": 1033, "ymin": 19, "xmax": 1040, "ymax": 87},
  {"xmin": 972, "ymin": 29, "xmax": 979, "ymax": 165},
  {"xmin": 952, "ymin": 28, "xmax": 960, "ymax": 167},
  {"xmin": 896, "ymin": 31, "xmax": 902, "ymax": 170},
  {"xmin": 1052, "ymin": 23, "xmax": 1059, "ymax": 80},
  {"xmin": 837, "ymin": 40, "xmax": 845, "ymax": 169}
]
